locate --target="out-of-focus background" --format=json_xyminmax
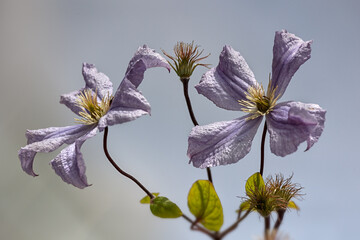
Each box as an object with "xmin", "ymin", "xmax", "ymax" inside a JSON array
[{"xmin": 1, "ymin": 0, "xmax": 359, "ymax": 239}]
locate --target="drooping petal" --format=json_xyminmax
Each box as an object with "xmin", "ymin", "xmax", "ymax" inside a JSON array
[
  {"xmin": 60, "ymin": 63, "xmax": 113, "ymax": 115},
  {"xmin": 97, "ymin": 79, "xmax": 150, "ymax": 131},
  {"xmin": 51, "ymin": 127, "xmax": 98, "ymax": 189},
  {"xmin": 271, "ymin": 30, "xmax": 312, "ymax": 99},
  {"xmin": 188, "ymin": 115, "xmax": 262, "ymax": 168},
  {"xmin": 266, "ymin": 101, "xmax": 326, "ymax": 157},
  {"xmin": 195, "ymin": 45, "xmax": 258, "ymax": 111},
  {"xmin": 124, "ymin": 45, "xmax": 170, "ymax": 88},
  {"xmin": 18, "ymin": 124, "xmax": 93, "ymax": 176}
]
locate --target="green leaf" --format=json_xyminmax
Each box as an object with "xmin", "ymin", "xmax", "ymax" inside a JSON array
[
  {"xmin": 139, "ymin": 193, "xmax": 160, "ymax": 204},
  {"xmin": 288, "ymin": 201, "xmax": 299, "ymax": 210},
  {"xmin": 187, "ymin": 180, "xmax": 224, "ymax": 232},
  {"xmin": 245, "ymin": 172, "xmax": 265, "ymax": 196},
  {"xmin": 150, "ymin": 196, "xmax": 182, "ymax": 218}
]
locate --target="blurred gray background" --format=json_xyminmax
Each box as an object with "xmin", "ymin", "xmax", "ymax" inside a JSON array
[{"xmin": 1, "ymin": 0, "xmax": 359, "ymax": 239}]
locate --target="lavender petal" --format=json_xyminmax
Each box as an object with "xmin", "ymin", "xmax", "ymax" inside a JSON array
[
  {"xmin": 266, "ymin": 101, "xmax": 326, "ymax": 157},
  {"xmin": 271, "ymin": 30, "xmax": 312, "ymax": 99},
  {"xmin": 195, "ymin": 45, "xmax": 258, "ymax": 111},
  {"xmin": 18, "ymin": 124, "xmax": 93, "ymax": 176},
  {"xmin": 124, "ymin": 45, "xmax": 170, "ymax": 88},
  {"xmin": 50, "ymin": 127, "xmax": 98, "ymax": 189},
  {"xmin": 82, "ymin": 63, "xmax": 113, "ymax": 99},
  {"xmin": 188, "ymin": 115, "xmax": 262, "ymax": 168},
  {"xmin": 98, "ymin": 79, "xmax": 150, "ymax": 131},
  {"xmin": 60, "ymin": 63, "xmax": 113, "ymax": 115},
  {"xmin": 60, "ymin": 89, "xmax": 84, "ymax": 115}
]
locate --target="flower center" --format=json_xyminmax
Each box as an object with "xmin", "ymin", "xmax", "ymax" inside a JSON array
[
  {"xmin": 75, "ymin": 89, "xmax": 112, "ymax": 125},
  {"xmin": 238, "ymin": 81, "xmax": 279, "ymax": 120}
]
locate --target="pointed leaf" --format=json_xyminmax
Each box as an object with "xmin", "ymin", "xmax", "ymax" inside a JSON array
[
  {"xmin": 288, "ymin": 201, "xmax": 299, "ymax": 210},
  {"xmin": 245, "ymin": 172, "xmax": 265, "ymax": 195},
  {"xmin": 187, "ymin": 180, "xmax": 224, "ymax": 231},
  {"xmin": 150, "ymin": 196, "xmax": 182, "ymax": 218},
  {"xmin": 140, "ymin": 193, "xmax": 160, "ymax": 204}
]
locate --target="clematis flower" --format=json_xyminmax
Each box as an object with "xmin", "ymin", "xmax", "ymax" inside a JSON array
[
  {"xmin": 18, "ymin": 45, "xmax": 170, "ymax": 188},
  {"xmin": 187, "ymin": 30, "xmax": 326, "ymax": 168}
]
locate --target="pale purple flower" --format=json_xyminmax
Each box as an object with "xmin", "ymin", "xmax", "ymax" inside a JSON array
[
  {"xmin": 188, "ymin": 30, "xmax": 326, "ymax": 168},
  {"xmin": 19, "ymin": 45, "xmax": 170, "ymax": 188}
]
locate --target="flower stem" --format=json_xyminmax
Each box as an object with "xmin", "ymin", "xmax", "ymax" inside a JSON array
[
  {"xmin": 260, "ymin": 122, "xmax": 268, "ymax": 176},
  {"xmin": 103, "ymin": 127, "xmax": 154, "ymax": 199},
  {"xmin": 181, "ymin": 77, "xmax": 213, "ymax": 184},
  {"xmin": 181, "ymin": 78, "xmax": 199, "ymax": 126},
  {"xmin": 273, "ymin": 209, "xmax": 285, "ymax": 230},
  {"xmin": 264, "ymin": 216, "xmax": 271, "ymax": 240}
]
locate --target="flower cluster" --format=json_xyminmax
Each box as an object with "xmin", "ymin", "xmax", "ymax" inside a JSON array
[{"xmin": 17, "ymin": 30, "xmax": 327, "ymax": 240}]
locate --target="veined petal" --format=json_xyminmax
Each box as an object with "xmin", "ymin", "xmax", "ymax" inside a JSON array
[
  {"xmin": 60, "ymin": 63, "xmax": 113, "ymax": 115},
  {"xmin": 82, "ymin": 63, "xmax": 113, "ymax": 99},
  {"xmin": 188, "ymin": 115, "xmax": 262, "ymax": 168},
  {"xmin": 196, "ymin": 45, "xmax": 258, "ymax": 111},
  {"xmin": 271, "ymin": 30, "xmax": 312, "ymax": 99},
  {"xmin": 97, "ymin": 79, "xmax": 150, "ymax": 131},
  {"xmin": 60, "ymin": 89, "xmax": 84, "ymax": 115},
  {"xmin": 266, "ymin": 101, "xmax": 326, "ymax": 157},
  {"xmin": 18, "ymin": 124, "xmax": 93, "ymax": 176},
  {"xmin": 124, "ymin": 45, "xmax": 170, "ymax": 88},
  {"xmin": 51, "ymin": 127, "xmax": 98, "ymax": 189}
]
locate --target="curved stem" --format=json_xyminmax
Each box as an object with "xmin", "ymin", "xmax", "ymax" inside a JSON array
[
  {"xmin": 218, "ymin": 210, "xmax": 251, "ymax": 239},
  {"xmin": 273, "ymin": 209, "xmax": 285, "ymax": 230},
  {"xmin": 181, "ymin": 77, "xmax": 213, "ymax": 184},
  {"xmin": 103, "ymin": 127, "xmax": 154, "ymax": 199},
  {"xmin": 182, "ymin": 214, "xmax": 217, "ymax": 239},
  {"xmin": 181, "ymin": 78, "xmax": 199, "ymax": 126},
  {"xmin": 260, "ymin": 122, "xmax": 268, "ymax": 176}
]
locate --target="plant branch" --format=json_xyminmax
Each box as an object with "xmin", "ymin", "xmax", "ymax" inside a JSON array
[
  {"xmin": 103, "ymin": 127, "xmax": 154, "ymax": 199},
  {"xmin": 182, "ymin": 214, "xmax": 216, "ymax": 239},
  {"xmin": 218, "ymin": 210, "xmax": 251, "ymax": 239}
]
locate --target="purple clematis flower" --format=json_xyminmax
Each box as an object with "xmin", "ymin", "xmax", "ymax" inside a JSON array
[
  {"xmin": 18, "ymin": 45, "xmax": 170, "ymax": 188},
  {"xmin": 188, "ymin": 30, "xmax": 326, "ymax": 168}
]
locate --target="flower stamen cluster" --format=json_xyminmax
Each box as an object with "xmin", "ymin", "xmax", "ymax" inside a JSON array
[
  {"xmin": 240, "ymin": 174, "xmax": 302, "ymax": 217},
  {"xmin": 245, "ymin": 187, "xmax": 287, "ymax": 217},
  {"xmin": 162, "ymin": 41, "xmax": 210, "ymax": 79},
  {"xmin": 75, "ymin": 89, "xmax": 113, "ymax": 125},
  {"xmin": 238, "ymin": 80, "xmax": 279, "ymax": 120},
  {"xmin": 266, "ymin": 174, "xmax": 303, "ymax": 210}
]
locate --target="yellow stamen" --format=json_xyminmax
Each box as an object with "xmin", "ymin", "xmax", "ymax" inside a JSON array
[
  {"xmin": 75, "ymin": 89, "xmax": 112, "ymax": 125},
  {"xmin": 238, "ymin": 78, "xmax": 280, "ymax": 120}
]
